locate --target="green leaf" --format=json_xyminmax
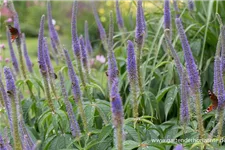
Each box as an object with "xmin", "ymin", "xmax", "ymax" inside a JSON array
[
  {"xmin": 85, "ymin": 104, "xmax": 95, "ymax": 128},
  {"xmin": 123, "ymin": 140, "xmax": 139, "ymax": 150},
  {"xmin": 164, "ymin": 86, "xmax": 178, "ymax": 119},
  {"xmin": 124, "ymin": 125, "xmax": 139, "ymax": 142},
  {"xmin": 156, "ymin": 85, "xmax": 175, "ymax": 102}
]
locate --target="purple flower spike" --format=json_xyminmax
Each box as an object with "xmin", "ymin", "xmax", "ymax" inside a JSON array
[
  {"xmin": 47, "ymin": 1, "xmax": 60, "ymax": 47},
  {"xmin": 38, "ymin": 15, "xmax": 47, "ymax": 75},
  {"xmin": 127, "ymin": 40, "xmax": 138, "ymax": 85},
  {"xmin": 116, "ymin": 0, "xmax": 124, "ymax": 30},
  {"xmin": 43, "ymin": 38, "xmax": 54, "ymax": 77},
  {"xmin": 173, "ymin": 0, "xmax": 180, "ymax": 18},
  {"xmin": 59, "ymin": 72, "xmax": 80, "ymax": 137},
  {"xmin": 13, "ymin": 12, "xmax": 21, "ymax": 34},
  {"xmin": 174, "ymin": 144, "xmax": 184, "ymax": 150},
  {"xmin": 71, "ymin": 1, "xmax": 81, "ymax": 59},
  {"xmin": 22, "ymin": 33, "xmax": 33, "ymax": 73},
  {"xmin": 4, "ymin": 67, "xmax": 16, "ymax": 94},
  {"xmin": 91, "ymin": 0, "xmax": 107, "ymax": 44},
  {"xmin": 84, "ymin": 21, "xmax": 93, "ymax": 54},
  {"xmin": 7, "ymin": 31, "xmax": 19, "ymax": 74},
  {"xmin": 63, "ymin": 49, "xmax": 81, "ymax": 102},
  {"xmin": 79, "ymin": 35, "xmax": 89, "ymax": 73},
  {"xmin": 214, "ymin": 57, "xmax": 225, "ymax": 110},
  {"xmin": 110, "ymin": 79, "xmax": 124, "ymax": 128},
  {"xmin": 180, "ymin": 69, "xmax": 189, "ymax": 124},
  {"xmin": 188, "ymin": 0, "xmax": 195, "ymax": 11},
  {"xmin": 0, "ymin": 133, "xmax": 7, "ymax": 150},
  {"xmin": 175, "ymin": 18, "xmax": 200, "ymax": 91},
  {"xmin": 164, "ymin": 0, "xmax": 171, "ymax": 30},
  {"xmin": 135, "ymin": 0, "xmax": 145, "ymax": 46}
]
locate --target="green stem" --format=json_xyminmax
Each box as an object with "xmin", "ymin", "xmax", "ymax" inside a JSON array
[
  {"xmin": 9, "ymin": 94, "xmax": 22, "ymax": 150},
  {"xmin": 136, "ymin": 44, "xmax": 143, "ymax": 95},
  {"xmin": 195, "ymin": 92, "xmax": 204, "ymax": 138},
  {"xmin": 43, "ymin": 75, "xmax": 55, "ymax": 112},
  {"xmin": 115, "ymin": 124, "xmax": 123, "ymax": 150},
  {"xmin": 217, "ymin": 110, "xmax": 224, "ymax": 141},
  {"xmin": 77, "ymin": 98, "xmax": 88, "ymax": 132},
  {"xmin": 131, "ymin": 83, "xmax": 138, "ymax": 118}
]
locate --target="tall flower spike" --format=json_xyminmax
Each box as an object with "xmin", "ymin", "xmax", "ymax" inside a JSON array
[
  {"xmin": 38, "ymin": 15, "xmax": 54, "ymax": 112},
  {"xmin": 110, "ymin": 79, "xmax": 124, "ymax": 150},
  {"xmin": 7, "ymin": 30, "xmax": 20, "ymax": 74},
  {"xmin": 0, "ymin": 72, "xmax": 13, "ymax": 134},
  {"xmin": 173, "ymin": 0, "xmax": 180, "ymax": 18},
  {"xmin": 108, "ymin": 11, "xmax": 118, "ymax": 89},
  {"xmin": 174, "ymin": 144, "xmax": 184, "ymax": 150},
  {"xmin": 116, "ymin": 0, "xmax": 125, "ymax": 30},
  {"xmin": 38, "ymin": 15, "xmax": 47, "ymax": 76},
  {"xmin": 43, "ymin": 38, "xmax": 58, "ymax": 99},
  {"xmin": 135, "ymin": 0, "xmax": 145, "ymax": 46},
  {"xmin": 71, "ymin": 0, "xmax": 81, "ymax": 59},
  {"xmin": 188, "ymin": 0, "xmax": 195, "ymax": 11},
  {"xmin": 13, "ymin": 12, "xmax": 21, "ymax": 34},
  {"xmin": 80, "ymin": 35, "xmax": 90, "ymax": 75},
  {"xmin": 135, "ymin": 0, "xmax": 145, "ymax": 94},
  {"xmin": 175, "ymin": 18, "xmax": 204, "ymax": 138},
  {"xmin": 22, "ymin": 33, "xmax": 33, "ymax": 73},
  {"xmin": 59, "ymin": 72, "xmax": 80, "ymax": 137},
  {"xmin": 127, "ymin": 40, "xmax": 139, "ymax": 117},
  {"xmin": 164, "ymin": 29, "xmax": 183, "ymax": 80},
  {"xmin": 164, "ymin": 0, "xmax": 171, "ymax": 38},
  {"xmin": 0, "ymin": 133, "xmax": 7, "ymax": 150},
  {"xmin": 4, "ymin": 67, "xmax": 22, "ymax": 150},
  {"xmin": 47, "ymin": 1, "xmax": 60, "ymax": 55},
  {"xmin": 180, "ymin": 69, "xmax": 189, "ymax": 125},
  {"xmin": 92, "ymin": 3, "xmax": 107, "ymax": 51},
  {"xmin": 63, "ymin": 49, "xmax": 88, "ymax": 132},
  {"xmin": 175, "ymin": 18, "xmax": 200, "ymax": 91},
  {"xmin": 84, "ymin": 21, "xmax": 93, "ymax": 54}
]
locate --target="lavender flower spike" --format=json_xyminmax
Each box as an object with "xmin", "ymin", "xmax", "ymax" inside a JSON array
[
  {"xmin": 116, "ymin": 0, "xmax": 125, "ymax": 30},
  {"xmin": 0, "ymin": 133, "xmax": 7, "ymax": 150},
  {"xmin": 92, "ymin": 3, "xmax": 107, "ymax": 51},
  {"xmin": 175, "ymin": 18, "xmax": 204, "ymax": 138},
  {"xmin": 107, "ymin": 11, "xmax": 118, "ymax": 89},
  {"xmin": 127, "ymin": 40, "xmax": 139, "ymax": 117},
  {"xmin": 84, "ymin": 21, "xmax": 93, "ymax": 54},
  {"xmin": 7, "ymin": 31, "xmax": 19, "ymax": 74},
  {"xmin": 110, "ymin": 79, "xmax": 124, "ymax": 150},
  {"xmin": 135, "ymin": 0, "xmax": 145, "ymax": 46},
  {"xmin": 175, "ymin": 18, "xmax": 200, "ymax": 91},
  {"xmin": 38, "ymin": 15, "xmax": 47, "ymax": 76},
  {"xmin": 71, "ymin": 0, "xmax": 81, "ymax": 59},
  {"xmin": 63, "ymin": 49, "xmax": 88, "ymax": 132},
  {"xmin": 47, "ymin": 1, "xmax": 60, "ymax": 56},
  {"xmin": 14, "ymin": 12, "xmax": 21, "ymax": 34},
  {"xmin": 164, "ymin": 29, "xmax": 183, "ymax": 80},
  {"xmin": 59, "ymin": 72, "xmax": 80, "ymax": 137},
  {"xmin": 4, "ymin": 67, "xmax": 22, "ymax": 150},
  {"xmin": 173, "ymin": 0, "xmax": 180, "ymax": 18},
  {"xmin": 80, "ymin": 35, "xmax": 90, "ymax": 75},
  {"xmin": 22, "ymin": 33, "xmax": 33, "ymax": 73},
  {"xmin": 43, "ymin": 38, "xmax": 54, "ymax": 77},
  {"xmin": 188, "ymin": 0, "xmax": 195, "ymax": 11},
  {"xmin": 180, "ymin": 69, "xmax": 189, "ymax": 125},
  {"xmin": 164, "ymin": 0, "xmax": 170, "ymax": 29},
  {"xmin": 174, "ymin": 144, "xmax": 184, "ymax": 150},
  {"xmin": 0, "ymin": 72, "xmax": 13, "ymax": 134}
]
